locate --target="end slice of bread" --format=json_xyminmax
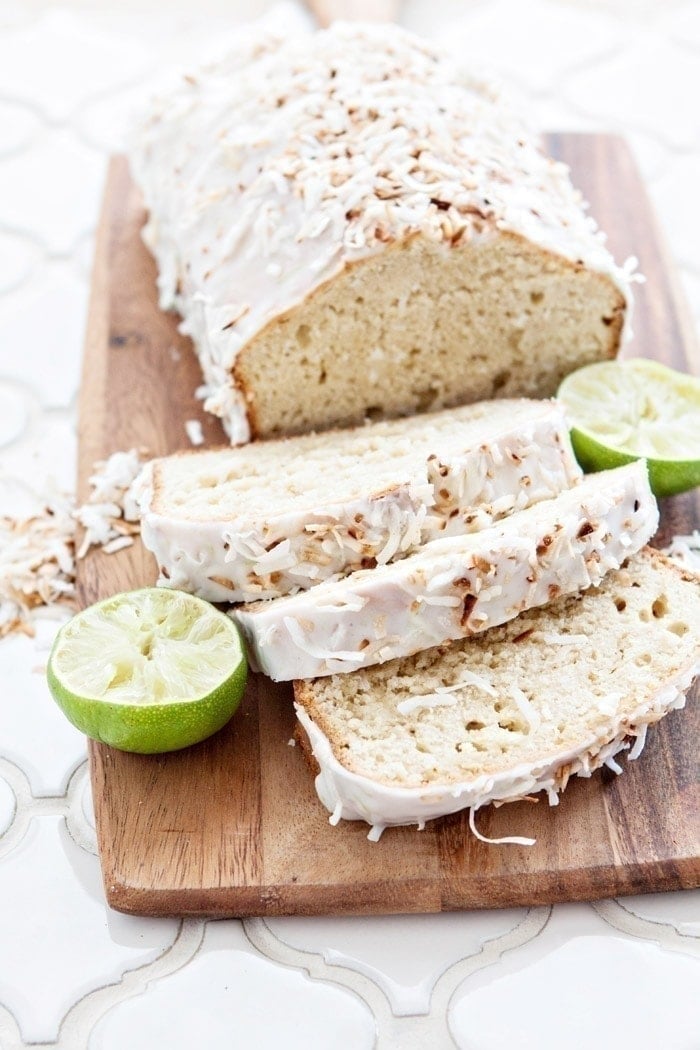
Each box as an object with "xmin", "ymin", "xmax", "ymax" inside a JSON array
[
  {"xmin": 293, "ymin": 548, "xmax": 700, "ymax": 840},
  {"xmin": 137, "ymin": 399, "xmax": 580, "ymax": 602},
  {"xmin": 234, "ymin": 461, "xmax": 658, "ymax": 681}
]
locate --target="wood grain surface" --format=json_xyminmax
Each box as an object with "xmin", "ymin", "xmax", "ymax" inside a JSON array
[{"xmin": 77, "ymin": 135, "xmax": 699, "ymax": 917}]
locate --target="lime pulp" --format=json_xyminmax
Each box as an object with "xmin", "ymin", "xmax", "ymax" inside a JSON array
[
  {"xmin": 557, "ymin": 358, "xmax": 700, "ymax": 498},
  {"xmin": 47, "ymin": 588, "xmax": 247, "ymax": 753}
]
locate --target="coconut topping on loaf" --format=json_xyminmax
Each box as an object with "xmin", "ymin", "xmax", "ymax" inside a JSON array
[
  {"xmin": 132, "ymin": 22, "xmax": 634, "ymax": 443},
  {"xmin": 293, "ymin": 549, "xmax": 700, "ymax": 840},
  {"xmin": 137, "ymin": 399, "xmax": 580, "ymax": 602},
  {"xmin": 233, "ymin": 461, "xmax": 658, "ymax": 681}
]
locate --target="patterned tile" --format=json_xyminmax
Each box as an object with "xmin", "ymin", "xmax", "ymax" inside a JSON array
[
  {"xmin": 266, "ymin": 910, "xmax": 527, "ymax": 1016},
  {"xmin": 0, "ymin": 129, "xmax": 104, "ymax": 254},
  {"xmin": 449, "ymin": 903, "xmax": 700, "ymax": 1049},
  {"xmin": 0, "ymin": 99, "xmax": 43, "ymax": 159},
  {"xmin": 0, "ymin": 776, "xmax": 14, "ymax": 837},
  {"xmin": 563, "ymin": 36, "xmax": 700, "ymax": 149},
  {"xmin": 0, "ymin": 380, "xmax": 30, "ymax": 450},
  {"xmin": 616, "ymin": 891, "xmax": 700, "ymax": 938},
  {"xmin": 0, "ymin": 626, "xmax": 87, "ymax": 796},
  {"xmin": 76, "ymin": 82, "xmax": 154, "ymax": 156},
  {"xmin": 433, "ymin": 0, "xmax": 622, "ymax": 94},
  {"xmin": 667, "ymin": 1, "xmax": 700, "ymax": 50},
  {"xmin": 0, "ymin": 817, "xmax": 179, "ymax": 1043},
  {"xmin": 0, "ymin": 10, "xmax": 152, "ymax": 122},
  {"xmin": 0, "ymin": 266, "xmax": 88, "ymax": 407},
  {"xmin": 0, "ymin": 411, "xmax": 78, "ymax": 514},
  {"xmin": 88, "ymin": 919, "xmax": 376, "ymax": 1050},
  {"xmin": 0, "ymin": 230, "xmax": 44, "ymax": 296}
]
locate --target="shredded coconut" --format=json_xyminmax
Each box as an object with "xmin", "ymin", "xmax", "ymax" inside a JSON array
[
  {"xmin": 597, "ymin": 693, "xmax": 621, "ymax": 716},
  {"xmin": 282, "ymin": 616, "xmax": 366, "ymax": 664},
  {"xmin": 397, "ymin": 692, "xmax": 459, "ymax": 715},
  {"xmin": 185, "ymin": 419, "xmax": 205, "ymax": 446},
  {"xmin": 628, "ymin": 724, "xmax": 648, "ymax": 760},
  {"xmin": 662, "ymin": 530, "xmax": 700, "ymax": 573},
  {"xmin": 509, "ymin": 685, "xmax": 540, "ymax": 732},
  {"xmin": 0, "ymin": 449, "xmax": 147, "ymax": 638},
  {"xmin": 468, "ymin": 807, "xmax": 536, "ymax": 847},
  {"xmin": 397, "ymin": 671, "xmax": 496, "ymax": 714},
  {"xmin": 329, "ymin": 800, "xmax": 343, "ymax": 826}
]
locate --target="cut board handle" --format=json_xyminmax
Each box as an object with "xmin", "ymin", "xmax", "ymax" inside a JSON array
[{"xmin": 305, "ymin": 0, "xmax": 400, "ymax": 26}]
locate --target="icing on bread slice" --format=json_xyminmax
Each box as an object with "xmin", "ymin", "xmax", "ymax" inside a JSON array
[
  {"xmin": 293, "ymin": 548, "xmax": 700, "ymax": 840},
  {"xmin": 137, "ymin": 399, "xmax": 579, "ymax": 603},
  {"xmin": 234, "ymin": 461, "xmax": 658, "ymax": 681}
]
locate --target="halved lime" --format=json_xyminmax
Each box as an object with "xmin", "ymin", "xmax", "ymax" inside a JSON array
[
  {"xmin": 558, "ymin": 358, "xmax": 700, "ymax": 498},
  {"xmin": 47, "ymin": 589, "xmax": 247, "ymax": 754}
]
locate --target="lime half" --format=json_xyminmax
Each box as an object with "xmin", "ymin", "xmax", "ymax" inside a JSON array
[
  {"xmin": 47, "ymin": 589, "xmax": 247, "ymax": 753},
  {"xmin": 558, "ymin": 358, "xmax": 700, "ymax": 498}
]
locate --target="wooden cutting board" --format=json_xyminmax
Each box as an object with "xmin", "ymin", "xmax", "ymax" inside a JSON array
[{"xmin": 77, "ymin": 135, "xmax": 699, "ymax": 916}]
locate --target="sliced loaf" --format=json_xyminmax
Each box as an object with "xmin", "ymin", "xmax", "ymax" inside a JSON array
[
  {"xmin": 233, "ymin": 461, "xmax": 658, "ymax": 681},
  {"xmin": 132, "ymin": 22, "xmax": 630, "ymax": 443},
  {"xmin": 293, "ymin": 548, "xmax": 700, "ymax": 839},
  {"xmin": 137, "ymin": 399, "xmax": 580, "ymax": 602}
]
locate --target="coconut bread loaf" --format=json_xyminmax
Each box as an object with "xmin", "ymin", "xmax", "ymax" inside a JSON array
[
  {"xmin": 137, "ymin": 399, "xmax": 580, "ymax": 602},
  {"xmin": 293, "ymin": 548, "xmax": 700, "ymax": 839},
  {"xmin": 233, "ymin": 461, "xmax": 658, "ymax": 681},
  {"xmin": 132, "ymin": 22, "xmax": 631, "ymax": 444}
]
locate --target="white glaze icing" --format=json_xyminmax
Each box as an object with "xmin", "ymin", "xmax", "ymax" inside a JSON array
[
  {"xmin": 131, "ymin": 22, "xmax": 636, "ymax": 442},
  {"xmin": 295, "ymin": 660, "xmax": 699, "ymax": 839},
  {"xmin": 137, "ymin": 400, "xmax": 581, "ymax": 602},
  {"xmin": 233, "ymin": 461, "xmax": 658, "ymax": 681}
]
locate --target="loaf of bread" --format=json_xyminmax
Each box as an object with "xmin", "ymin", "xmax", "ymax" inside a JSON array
[
  {"xmin": 132, "ymin": 22, "xmax": 632, "ymax": 444},
  {"xmin": 233, "ymin": 462, "xmax": 658, "ymax": 681},
  {"xmin": 136, "ymin": 399, "xmax": 580, "ymax": 602},
  {"xmin": 293, "ymin": 549, "xmax": 700, "ymax": 839}
]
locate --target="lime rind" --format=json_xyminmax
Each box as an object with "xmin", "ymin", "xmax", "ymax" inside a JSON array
[
  {"xmin": 558, "ymin": 359, "xmax": 700, "ymax": 498},
  {"xmin": 47, "ymin": 588, "xmax": 248, "ymax": 754}
]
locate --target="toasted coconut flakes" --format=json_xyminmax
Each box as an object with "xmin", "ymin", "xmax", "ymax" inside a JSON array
[
  {"xmin": 0, "ymin": 449, "xmax": 148, "ymax": 637},
  {"xmin": 662, "ymin": 531, "xmax": 700, "ymax": 572}
]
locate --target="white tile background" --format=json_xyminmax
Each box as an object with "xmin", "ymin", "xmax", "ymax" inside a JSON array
[{"xmin": 0, "ymin": 1, "xmax": 698, "ymax": 1046}]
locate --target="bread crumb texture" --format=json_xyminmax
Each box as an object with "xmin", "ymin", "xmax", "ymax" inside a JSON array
[
  {"xmin": 297, "ymin": 550, "xmax": 700, "ymax": 788},
  {"xmin": 133, "ymin": 22, "xmax": 629, "ymax": 442}
]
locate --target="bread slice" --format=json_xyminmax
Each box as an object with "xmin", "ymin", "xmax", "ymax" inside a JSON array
[
  {"xmin": 137, "ymin": 399, "xmax": 580, "ymax": 602},
  {"xmin": 234, "ymin": 461, "xmax": 658, "ymax": 681},
  {"xmin": 132, "ymin": 23, "xmax": 630, "ymax": 444},
  {"xmin": 293, "ymin": 549, "xmax": 700, "ymax": 839}
]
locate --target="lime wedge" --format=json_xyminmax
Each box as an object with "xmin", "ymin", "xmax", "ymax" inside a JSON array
[
  {"xmin": 558, "ymin": 358, "xmax": 700, "ymax": 498},
  {"xmin": 47, "ymin": 589, "xmax": 247, "ymax": 754}
]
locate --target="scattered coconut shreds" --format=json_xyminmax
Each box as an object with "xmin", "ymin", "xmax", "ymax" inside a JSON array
[
  {"xmin": 185, "ymin": 419, "xmax": 205, "ymax": 446},
  {"xmin": 661, "ymin": 530, "xmax": 700, "ymax": 573},
  {"xmin": 0, "ymin": 449, "xmax": 148, "ymax": 638},
  {"xmin": 0, "ymin": 493, "xmax": 77, "ymax": 638}
]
